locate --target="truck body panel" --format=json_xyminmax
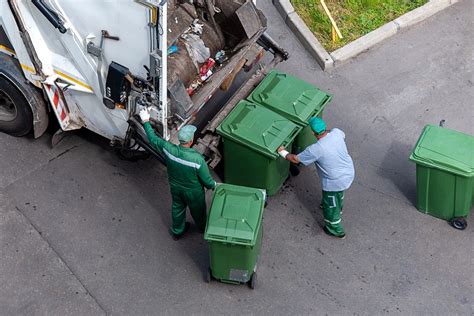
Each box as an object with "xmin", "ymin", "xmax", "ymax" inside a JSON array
[
  {"xmin": 0, "ymin": 0, "xmax": 287, "ymax": 167},
  {"xmin": 1, "ymin": 0, "xmax": 166, "ymax": 139}
]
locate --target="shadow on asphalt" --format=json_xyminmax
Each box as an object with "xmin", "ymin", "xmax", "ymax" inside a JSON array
[
  {"xmin": 378, "ymin": 140, "xmax": 417, "ymax": 206},
  {"xmin": 180, "ymin": 232, "xmax": 210, "ymax": 281},
  {"xmin": 73, "ymin": 128, "xmax": 212, "ymax": 277},
  {"xmin": 52, "ymin": 127, "xmax": 175, "ymax": 231},
  {"xmin": 285, "ymin": 172, "xmax": 326, "ymax": 232}
]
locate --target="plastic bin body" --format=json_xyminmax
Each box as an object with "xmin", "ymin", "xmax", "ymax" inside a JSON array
[
  {"xmin": 415, "ymin": 165, "xmax": 473, "ymax": 220},
  {"xmin": 204, "ymin": 184, "xmax": 265, "ymax": 284},
  {"xmin": 208, "ymin": 227, "xmax": 262, "ymax": 284},
  {"xmin": 217, "ymin": 101, "xmax": 301, "ymax": 196},
  {"xmin": 247, "ymin": 70, "xmax": 332, "ymax": 153},
  {"xmin": 410, "ymin": 125, "xmax": 474, "ymax": 220}
]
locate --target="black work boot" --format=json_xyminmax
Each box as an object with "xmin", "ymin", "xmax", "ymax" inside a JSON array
[{"xmin": 169, "ymin": 222, "xmax": 191, "ymax": 241}]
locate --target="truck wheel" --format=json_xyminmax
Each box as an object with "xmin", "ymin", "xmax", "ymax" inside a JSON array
[
  {"xmin": 450, "ymin": 217, "xmax": 467, "ymax": 230},
  {"xmin": 0, "ymin": 76, "xmax": 33, "ymax": 136}
]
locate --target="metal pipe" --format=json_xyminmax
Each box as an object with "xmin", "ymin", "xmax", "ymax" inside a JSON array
[
  {"xmin": 158, "ymin": 3, "xmax": 168, "ymax": 140},
  {"xmin": 128, "ymin": 116, "xmax": 167, "ymax": 164},
  {"xmin": 134, "ymin": 137, "xmax": 166, "ymax": 165},
  {"xmin": 257, "ymin": 32, "xmax": 289, "ymax": 60}
]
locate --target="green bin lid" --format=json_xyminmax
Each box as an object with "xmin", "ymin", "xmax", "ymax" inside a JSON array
[
  {"xmin": 247, "ymin": 70, "xmax": 332, "ymax": 126},
  {"xmin": 204, "ymin": 184, "xmax": 265, "ymax": 246},
  {"xmin": 216, "ymin": 101, "xmax": 301, "ymax": 159},
  {"xmin": 409, "ymin": 125, "xmax": 474, "ymax": 177}
]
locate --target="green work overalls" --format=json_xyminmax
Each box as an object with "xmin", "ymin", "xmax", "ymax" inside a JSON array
[{"xmin": 144, "ymin": 122, "xmax": 216, "ymax": 235}]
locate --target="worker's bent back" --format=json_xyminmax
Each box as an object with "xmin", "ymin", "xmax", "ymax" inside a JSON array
[{"xmin": 144, "ymin": 122, "xmax": 216, "ymax": 190}]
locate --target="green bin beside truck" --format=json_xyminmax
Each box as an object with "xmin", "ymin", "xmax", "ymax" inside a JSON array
[
  {"xmin": 410, "ymin": 125, "xmax": 474, "ymax": 230},
  {"xmin": 247, "ymin": 70, "xmax": 332, "ymax": 153},
  {"xmin": 216, "ymin": 100, "xmax": 301, "ymax": 196},
  {"xmin": 204, "ymin": 184, "xmax": 266, "ymax": 289}
]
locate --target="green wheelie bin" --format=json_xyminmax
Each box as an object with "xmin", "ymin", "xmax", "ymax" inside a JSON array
[
  {"xmin": 204, "ymin": 184, "xmax": 266, "ymax": 289},
  {"xmin": 409, "ymin": 125, "xmax": 474, "ymax": 230},
  {"xmin": 247, "ymin": 70, "xmax": 332, "ymax": 153},
  {"xmin": 216, "ymin": 100, "xmax": 301, "ymax": 196}
]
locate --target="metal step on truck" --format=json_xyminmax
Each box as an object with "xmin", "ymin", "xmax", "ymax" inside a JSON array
[{"xmin": 0, "ymin": 0, "xmax": 287, "ymax": 166}]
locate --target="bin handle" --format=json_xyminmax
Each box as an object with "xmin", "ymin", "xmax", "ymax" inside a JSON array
[
  {"xmin": 309, "ymin": 95, "xmax": 332, "ymax": 118},
  {"xmin": 308, "ymin": 94, "xmax": 332, "ymax": 120},
  {"xmin": 281, "ymin": 126, "xmax": 300, "ymax": 148}
]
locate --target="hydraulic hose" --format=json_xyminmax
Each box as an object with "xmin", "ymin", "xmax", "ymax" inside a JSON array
[{"xmin": 31, "ymin": 0, "xmax": 67, "ymax": 34}]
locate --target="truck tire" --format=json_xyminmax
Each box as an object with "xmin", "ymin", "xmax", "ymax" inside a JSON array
[
  {"xmin": 0, "ymin": 54, "xmax": 36, "ymax": 136},
  {"xmin": 0, "ymin": 76, "xmax": 33, "ymax": 136}
]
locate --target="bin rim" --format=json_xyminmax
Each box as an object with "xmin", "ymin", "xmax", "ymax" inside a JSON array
[
  {"xmin": 409, "ymin": 125, "xmax": 474, "ymax": 177},
  {"xmin": 204, "ymin": 236, "xmax": 259, "ymax": 246},
  {"xmin": 409, "ymin": 154, "xmax": 473, "ymax": 178}
]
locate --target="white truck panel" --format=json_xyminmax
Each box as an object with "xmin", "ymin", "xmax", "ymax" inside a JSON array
[
  {"xmin": 64, "ymin": 92, "xmax": 129, "ymax": 138},
  {"xmin": 0, "ymin": 2, "xmax": 38, "ymax": 85},
  {"xmin": 53, "ymin": 0, "xmax": 151, "ymax": 78},
  {"xmin": 5, "ymin": 0, "xmax": 159, "ymax": 138}
]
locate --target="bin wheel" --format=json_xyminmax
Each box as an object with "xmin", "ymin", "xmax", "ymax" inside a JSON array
[
  {"xmin": 205, "ymin": 268, "xmax": 212, "ymax": 283},
  {"xmin": 289, "ymin": 164, "xmax": 300, "ymax": 177},
  {"xmin": 249, "ymin": 272, "xmax": 257, "ymax": 289},
  {"xmin": 450, "ymin": 217, "xmax": 467, "ymax": 230}
]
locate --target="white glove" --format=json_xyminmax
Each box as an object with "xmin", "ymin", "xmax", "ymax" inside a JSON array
[
  {"xmin": 139, "ymin": 108, "xmax": 150, "ymax": 123},
  {"xmin": 278, "ymin": 150, "xmax": 289, "ymax": 159},
  {"xmin": 278, "ymin": 146, "xmax": 289, "ymax": 159}
]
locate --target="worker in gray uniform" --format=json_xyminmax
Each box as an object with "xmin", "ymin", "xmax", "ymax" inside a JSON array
[
  {"xmin": 278, "ymin": 117, "xmax": 354, "ymax": 239},
  {"xmin": 140, "ymin": 108, "xmax": 217, "ymax": 240}
]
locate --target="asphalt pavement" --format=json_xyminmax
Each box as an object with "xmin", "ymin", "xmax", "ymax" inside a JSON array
[{"xmin": 0, "ymin": 0, "xmax": 473, "ymax": 315}]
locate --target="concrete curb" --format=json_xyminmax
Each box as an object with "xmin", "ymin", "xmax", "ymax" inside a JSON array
[
  {"xmin": 273, "ymin": 0, "xmax": 458, "ymax": 70},
  {"xmin": 330, "ymin": 22, "xmax": 397, "ymax": 66},
  {"xmin": 287, "ymin": 12, "xmax": 334, "ymax": 69}
]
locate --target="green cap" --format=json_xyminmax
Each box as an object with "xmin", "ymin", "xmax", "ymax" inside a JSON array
[
  {"xmin": 178, "ymin": 125, "xmax": 197, "ymax": 143},
  {"xmin": 308, "ymin": 117, "xmax": 326, "ymax": 134}
]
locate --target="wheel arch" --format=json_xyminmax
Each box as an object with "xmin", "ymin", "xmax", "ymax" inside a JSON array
[{"xmin": 0, "ymin": 53, "xmax": 49, "ymax": 138}]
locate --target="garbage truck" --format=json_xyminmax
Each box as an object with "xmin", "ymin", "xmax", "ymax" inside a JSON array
[{"xmin": 0, "ymin": 0, "xmax": 287, "ymax": 164}]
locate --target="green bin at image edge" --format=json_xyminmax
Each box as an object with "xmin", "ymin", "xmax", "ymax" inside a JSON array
[
  {"xmin": 204, "ymin": 184, "xmax": 266, "ymax": 284},
  {"xmin": 409, "ymin": 125, "xmax": 474, "ymax": 221},
  {"xmin": 216, "ymin": 100, "xmax": 301, "ymax": 196},
  {"xmin": 247, "ymin": 70, "xmax": 332, "ymax": 153}
]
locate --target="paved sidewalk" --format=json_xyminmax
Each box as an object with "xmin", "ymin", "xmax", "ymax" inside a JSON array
[{"xmin": 0, "ymin": 0, "xmax": 472, "ymax": 314}]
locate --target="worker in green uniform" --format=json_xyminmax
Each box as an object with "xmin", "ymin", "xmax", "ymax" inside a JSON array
[
  {"xmin": 278, "ymin": 117, "xmax": 355, "ymax": 239},
  {"xmin": 139, "ymin": 108, "xmax": 217, "ymax": 240}
]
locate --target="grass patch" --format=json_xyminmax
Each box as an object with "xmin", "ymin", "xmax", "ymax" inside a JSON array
[{"xmin": 290, "ymin": 0, "xmax": 428, "ymax": 51}]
